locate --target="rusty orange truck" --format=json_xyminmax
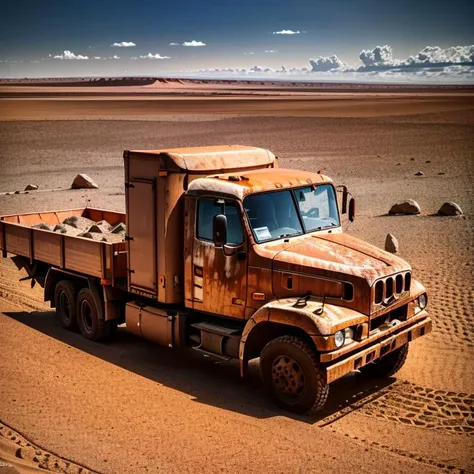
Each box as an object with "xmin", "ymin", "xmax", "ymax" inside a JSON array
[{"xmin": 0, "ymin": 145, "xmax": 431, "ymax": 414}]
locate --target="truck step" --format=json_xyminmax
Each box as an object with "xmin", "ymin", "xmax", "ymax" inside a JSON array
[{"xmin": 191, "ymin": 321, "xmax": 241, "ymax": 336}]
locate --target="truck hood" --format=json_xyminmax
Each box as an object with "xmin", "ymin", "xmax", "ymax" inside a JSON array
[{"xmin": 266, "ymin": 232, "xmax": 411, "ymax": 285}]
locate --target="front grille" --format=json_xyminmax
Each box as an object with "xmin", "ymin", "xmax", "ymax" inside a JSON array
[
  {"xmin": 370, "ymin": 304, "xmax": 408, "ymax": 331},
  {"xmin": 373, "ymin": 271, "xmax": 411, "ymax": 304}
]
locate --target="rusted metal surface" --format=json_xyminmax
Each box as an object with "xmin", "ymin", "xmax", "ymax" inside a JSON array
[
  {"xmin": 124, "ymin": 145, "xmax": 277, "ymax": 305},
  {"xmin": 187, "ymin": 168, "xmax": 331, "ymax": 200},
  {"xmin": 325, "ymin": 316, "xmax": 432, "ymax": 383},
  {"xmin": 127, "ymin": 145, "xmax": 277, "ymax": 173}
]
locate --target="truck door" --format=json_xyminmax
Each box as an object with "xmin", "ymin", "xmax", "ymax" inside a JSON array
[
  {"xmin": 126, "ymin": 178, "xmax": 157, "ymax": 296},
  {"xmin": 192, "ymin": 198, "xmax": 247, "ymax": 319}
]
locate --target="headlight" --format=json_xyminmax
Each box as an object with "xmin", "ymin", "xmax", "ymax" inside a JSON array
[
  {"xmin": 344, "ymin": 327, "xmax": 354, "ymax": 341},
  {"xmin": 418, "ymin": 293, "xmax": 427, "ymax": 310},
  {"xmin": 334, "ymin": 330, "xmax": 345, "ymax": 348}
]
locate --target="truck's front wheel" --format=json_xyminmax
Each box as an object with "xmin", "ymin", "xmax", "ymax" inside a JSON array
[
  {"xmin": 54, "ymin": 280, "xmax": 78, "ymax": 331},
  {"xmin": 360, "ymin": 344, "xmax": 409, "ymax": 378},
  {"xmin": 260, "ymin": 336, "xmax": 329, "ymax": 415}
]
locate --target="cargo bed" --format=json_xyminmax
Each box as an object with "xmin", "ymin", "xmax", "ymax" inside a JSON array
[{"xmin": 0, "ymin": 207, "xmax": 127, "ymax": 285}]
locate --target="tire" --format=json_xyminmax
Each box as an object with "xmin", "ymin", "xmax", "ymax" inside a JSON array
[
  {"xmin": 54, "ymin": 280, "xmax": 78, "ymax": 331},
  {"xmin": 260, "ymin": 336, "xmax": 329, "ymax": 415},
  {"xmin": 76, "ymin": 287, "xmax": 113, "ymax": 341},
  {"xmin": 360, "ymin": 344, "xmax": 409, "ymax": 378}
]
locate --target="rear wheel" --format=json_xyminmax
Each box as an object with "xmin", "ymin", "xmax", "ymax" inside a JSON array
[
  {"xmin": 54, "ymin": 280, "xmax": 78, "ymax": 331},
  {"xmin": 260, "ymin": 336, "xmax": 329, "ymax": 415},
  {"xmin": 77, "ymin": 287, "xmax": 113, "ymax": 341},
  {"xmin": 360, "ymin": 344, "xmax": 409, "ymax": 378}
]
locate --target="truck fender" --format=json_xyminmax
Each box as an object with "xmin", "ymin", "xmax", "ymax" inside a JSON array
[{"xmin": 239, "ymin": 298, "xmax": 367, "ymax": 376}]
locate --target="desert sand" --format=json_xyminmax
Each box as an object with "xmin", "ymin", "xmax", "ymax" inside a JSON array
[{"xmin": 0, "ymin": 80, "xmax": 473, "ymax": 474}]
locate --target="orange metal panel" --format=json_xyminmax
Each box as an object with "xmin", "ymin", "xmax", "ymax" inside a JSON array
[
  {"xmin": 64, "ymin": 237, "xmax": 102, "ymax": 278},
  {"xmin": 32, "ymin": 229, "xmax": 62, "ymax": 266},
  {"xmin": 4, "ymin": 224, "xmax": 30, "ymax": 258},
  {"xmin": 127, "ymin": 180, "xmax": 157, "ymax": 294}
]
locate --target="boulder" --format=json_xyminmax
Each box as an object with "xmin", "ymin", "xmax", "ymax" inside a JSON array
[
  {"xmin": 414, "ymin": 171, "xmax": 425, "ymax": 176},
  {"xmin": 53, "ymin": 224, "xmax": 82, "ymax": 236},
  {"xmin": 425, "ymin": 160, "xmax": 431, "ymax": 164},
  {"xmin": 32, "ymin": 223, "xmax": 52, "ymax": 231},
  {"xmin": 78, "ymin": 232, "xmax": 105, "ymax": 241},
  {"xmin": 385, "ymin": 233, "xmax": 399, "ymax": 254},
  {"xmin": 389, "ymin": 200, "xmax": 421, "ymax": 215},
  {"xmin": 88, "ymin": 220, "xmax": 112, "ymax": 233},
  {"xmin": 62, "ymin": 215, "xmax": 96, "ymax": 230},
  {"xmin": 437, "ymin": 202, "xmax": 463, "ymax": 216},
  {"xmin": 24, "ymin": 184, "xmax": 38, "ymax": 191},
  {"xmin": 111, "ymin": 222, "xmax": 127, "ymax": 234},
  {"xmin": 102, "ymin": 233, "xmax": 127, "ymax": 243},
  {"xmin": 71, "ymin": 174, "xmax": 99, "ymax": 189}
]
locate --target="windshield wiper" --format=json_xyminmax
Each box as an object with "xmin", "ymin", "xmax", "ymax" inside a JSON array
[{"xmin": 279, "ymin": 232, "xmax": 301, "ymax": 238}]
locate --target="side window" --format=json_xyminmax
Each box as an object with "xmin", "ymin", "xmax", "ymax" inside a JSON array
[{"xmin": 197, "ymin": 198, "xmax": 244, "ymax": 245}]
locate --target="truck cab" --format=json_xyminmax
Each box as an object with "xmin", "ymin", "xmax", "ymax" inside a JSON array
[{"xmin": 123, "ymin": 146, "xmax": 431, "ymax": 414}]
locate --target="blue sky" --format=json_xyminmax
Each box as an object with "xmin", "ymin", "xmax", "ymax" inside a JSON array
[{"xmin": 1, "ymin": 0, "xmax": 473, "ymax": 80}]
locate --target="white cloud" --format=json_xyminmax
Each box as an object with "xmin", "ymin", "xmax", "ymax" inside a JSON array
[
  {"xmin": 53, "ymin": 50, "xmax": 89, "ymax": 60},
  {"xmin": 139, "ymin": 53, "xmax": 171, "ymax": 59},
  {"xmin": 244, "ymin": 52, "xmax": 255, "ymax": 55},
  {"xmin": 357, "ymin": 44, "xmax": 474, "ymax": 73},
  {"xmin": 273, "ymin": 30, "xmax": 300, "ymax": 35},
  {"xmin": 359, "ymin": 45, "xmax": 396, "ymax": 67},
  {"xmin": 403, "ymin": 44, "xmax": 474, "ymax": 66},
  {"xmin": 169, "ymin": 42, "xmax": 179, "ymax": 46},
  {"xmin": 111, "ymin": 41, "xmax": 136, "ymax": 48},
  {"xmin": 264, "ymin": 50, "xmax": 277, "ymax": 53},
  {"xmin": 183, "ymin": 40, "xmax": 206, "ymax": 47},
  {"xmin": 112, "ymin": 55, "xmax": 120, "ymax": 59},
  {"xmin": 94, "ymin": 56, "xmax": 101, "ymax": 60},
  {"xmin": 309, "ymin": 55, "xmax": 352, "ymax": 72}
]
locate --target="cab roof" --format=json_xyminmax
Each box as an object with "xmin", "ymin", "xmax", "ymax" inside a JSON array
[
  {"xmin": 125, "ymin": 145, "xmax": 276, "ymax": 173},
  {"xmin": 187, "ymin": 168, "xmax": 334, "ymax": 200}
]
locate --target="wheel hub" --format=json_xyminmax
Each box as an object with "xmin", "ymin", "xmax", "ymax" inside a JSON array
[
  {"xmin": 272, "ymin": 355, "xmax": 305, "ymax": 401},
  {"xmin": 59, "ymin": 291, "xmax": 71, "ymax": 322},
  {"xmin": 81, "ymin": 300, "xmax": 93, "ymax": 333}
]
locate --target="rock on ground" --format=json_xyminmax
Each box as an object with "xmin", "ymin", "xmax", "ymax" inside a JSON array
[
  {"xmin": 437, "ymin": 202, "xmax": 463, "ymax": 216},
  {"xmin": 388, "ymin": 200, "xmax": 421, "ymax": 215},
  {"xmin": 414, "ymin": 171, "xmax": 425, "ymax": 176},
  {"xmin": 24, "ymin": 184, "xmax": 38, "ymax": 191},
  {"xmin": 385, "ymin": 233, "xmax": 399, "ymax": 253},
  {"xmin": 71, "ymin": 173, "xmax": 99, "ymax": 189}
]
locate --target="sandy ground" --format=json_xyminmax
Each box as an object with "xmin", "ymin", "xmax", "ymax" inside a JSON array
[{"xmin": 0, "ymin": 86, "xmax": 473, "ymax": 473}]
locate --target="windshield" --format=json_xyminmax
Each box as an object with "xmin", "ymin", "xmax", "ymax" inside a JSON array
[{"xmin": 244, "ymin": 185, "xmax": 339, "ymax": 243}]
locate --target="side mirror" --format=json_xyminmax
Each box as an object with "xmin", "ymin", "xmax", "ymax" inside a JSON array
[
  {"xmin": 341, "ymin": 186, "xmax": 348, "ymax": 214},
  {"xmin": 213, "ymin": 214, "xmax": 227, "ymax": 247},
  {"xmin": 349, "ymin": 198, "xmax": 356, "ymax": 222}
]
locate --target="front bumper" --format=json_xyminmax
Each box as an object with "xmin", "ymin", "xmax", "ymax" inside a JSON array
[{"xmin": 324, "ymin": 313, "xmax": 432, "ymax": 384}]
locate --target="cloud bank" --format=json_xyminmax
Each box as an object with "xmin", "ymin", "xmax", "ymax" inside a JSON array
[
  {"xmin": 111, "ymin": 42, "xmax": 136, "ymax": 48},
  {"xmin": 53, "ymin": 50, "xmax": 89, "ymax": 60},
  {"xmin": 309, "ymin": 55, "xmax": 351, "ymax": 72},
  {"xmin": 195, "ymin": 43, "xmax": 474, "ymax": 82},
  {"xmin": 183, "ymin": 40, "xmax": 206, "ymax": 47},
  {"xmin": 139, "ymin": 53, "xmax": 171, "ymax": 59},
  {"xmin": 273, "ymin": 30, "xmax": 300, "ymax": 35}
]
